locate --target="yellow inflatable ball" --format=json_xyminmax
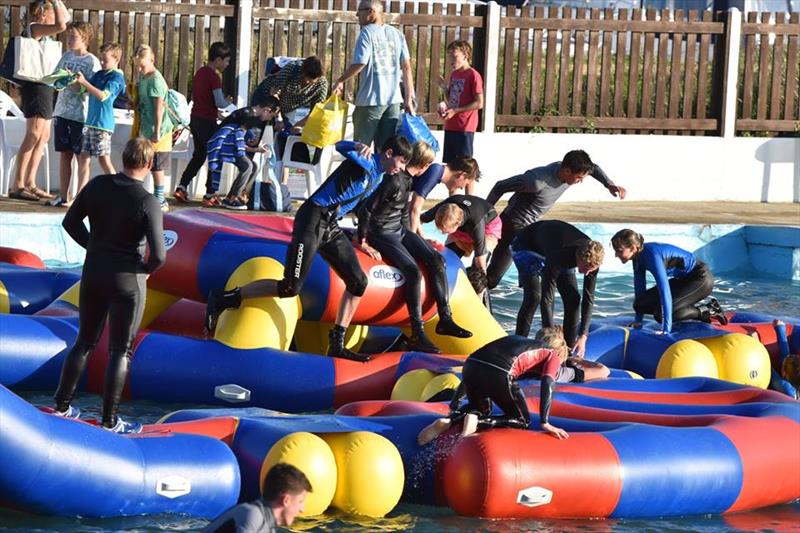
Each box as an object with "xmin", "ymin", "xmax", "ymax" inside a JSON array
[
  {"xmin": 697, "ymin": 333, "xmax": 771, "ymax": 389},
  {"xmin": 262, "ymin": 432, "xmax": 337, "ymax": 516},
  {"xmin": 420, "ymin": 372, "xmax": 461, "ymax": 402},
  {"xmin": 321, "ymin": 431, "xmax": 404, "ymax": 517},
  {"xmin": 656, "ymin": 339, "xmax": 719, "ymax": 379},
  {"xmin": 390, "ymin": 369, "xmax": 437, "ymax": 401}
]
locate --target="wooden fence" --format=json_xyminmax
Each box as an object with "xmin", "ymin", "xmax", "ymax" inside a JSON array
[{"xmin": 0, "ymin": 0, "xmax": 797, "ymax": 136}]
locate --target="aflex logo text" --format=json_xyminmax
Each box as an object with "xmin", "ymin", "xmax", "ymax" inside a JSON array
[
  {"xmin": 369, "ymin": 265, "xmax": 405, "ymax": 288},
  {"xmin": 163, "ymin": 230, "xmax": 179, "ymax": 251}
]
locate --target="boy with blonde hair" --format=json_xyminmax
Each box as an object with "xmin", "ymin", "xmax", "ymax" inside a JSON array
[
  {"xmin": 48, "ymin": 21, "xmax": 100, "ymax": 207},
  {"xmin": 134, "ymin": 44, "xmax": 171, "ymax": 211},
  {"xmin": 417, "ymin": 327, "xmax": 572, "ymax": 445},
  {"xmin": 422, "ymin": 193, "xmax": 500, "ymax": 272},
  {"xmin": 511, "ymin": 220, "xmax": 605, "ymax": 357},
  {"xmin": 73, "ymin": 42, "xmax": 126, "ymax": 201}
]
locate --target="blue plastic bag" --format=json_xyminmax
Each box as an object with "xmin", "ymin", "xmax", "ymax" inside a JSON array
[{"xmin": 398, "ymin": 113, "xmax": 440, "ymax": 153}]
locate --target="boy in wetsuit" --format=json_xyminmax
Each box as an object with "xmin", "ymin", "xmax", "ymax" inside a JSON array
[
  {"xmin": 512, "ymin": 220, "xmax": 604, "ymax": 357},
  {"xmin": 53, "ymin": 138, "xmax": 166, "ymax": 434},
  {"xmin": 417, "ymin": 327, "xmax": 571, "ymax": 445},
  {"xmin": 204, "ymin": 463, "xmax": 311, "ymax": 533},
  {"xmin": 408, "ymin": 157, "xmax": 480, "ymax": 236},
  {"xmin": 485, "ymin": 150, "xmax": 626, "ymax": 289},
  {"xmin": 357, "ymin": 141, "xmax": 472, "ymax": 353},
  {"xmin": 421, "ymin": 194, "xmax": 499, "ymax": 272},
  {"xmin": 205, "ymin": 136, "xmax": 413, "ymax": 362}
]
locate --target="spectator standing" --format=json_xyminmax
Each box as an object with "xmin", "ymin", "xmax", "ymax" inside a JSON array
[
  {"xmin": 331, "ymin": 0, "xmax": 415, "ymax": 150},
  {"xmin": 174, "ymin": 42, "xmax": 232, "ymax": 203},
  {"xmin": 8, "ymin": 0, "xmax": 68, "ymax": 202},
  {"xmin": 439, "ymin": 40, "xmax": 483, "ymax": 164},
  {"xmin": 47, "ymin": 21, "xmax": 100, "ymax": 207}
]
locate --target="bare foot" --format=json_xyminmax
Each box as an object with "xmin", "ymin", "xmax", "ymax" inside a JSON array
[
  {"xmin": 417, "ymin": 417, "xmax": 452, "ymax": 446},
  {"xmin": 460, "ymin": 413, "xmax": 478, "ymax": 437}
]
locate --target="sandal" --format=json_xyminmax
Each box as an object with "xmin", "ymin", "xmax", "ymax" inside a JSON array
[
  {"xmin": 29, "ymin": 187, "xmax": 54, "ymax": 200},
  {"xmin": 8, "ymin": 188, "xmax": 40, "ymax": 201}
]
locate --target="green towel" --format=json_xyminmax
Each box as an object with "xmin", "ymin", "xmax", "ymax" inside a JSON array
[{"xmin": 42, "ymin": 68, "xmax": 78, "ymax": 91}]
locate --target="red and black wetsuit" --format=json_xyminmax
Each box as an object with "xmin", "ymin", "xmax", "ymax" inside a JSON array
[{"xmin": 450, "ymin": 335, "xmax": 562, "ymax": 429}]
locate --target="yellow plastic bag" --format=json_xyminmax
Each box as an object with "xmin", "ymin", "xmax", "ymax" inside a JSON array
[{"xmin": 300, "ymin": 95, "xmax": 348, "ymax": 148}]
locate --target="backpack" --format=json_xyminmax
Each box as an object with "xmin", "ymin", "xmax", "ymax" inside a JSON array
[
  {"xmin": 166, "ymin": 88, "xmax": 190, "ymax": 129},
  {"xmin": 248, "ymin": 180, "xmax": 292, "ymax": 213}
]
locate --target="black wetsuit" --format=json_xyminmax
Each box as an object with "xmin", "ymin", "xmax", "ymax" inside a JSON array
[
  {"xmin": 485, "ymin": 162, "xmax": 615, "ymax": 288},
  {"xmin": 54, "ymin": 172, "xmax": 166, "ymax": 428},
  {"xmin": 277, "ymin": 142, "xmax": 384, "ymax": 298},
  {"xmin": 357, "ymin": 171, "xmax": 451, "ymax": 326},
  {"xmin": 449, "ymin": 335, "xmax": 562, "ymax": 429},
  {"xmin": 511, "ymin": 220, "xmax": 597, "ymax": 345},
  {"xmin": 420, "ymin": 194, "xmax": 497, "ymax": 258}
]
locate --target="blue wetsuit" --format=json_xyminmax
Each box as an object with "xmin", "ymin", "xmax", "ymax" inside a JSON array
[
  {"xmin": 277, "ymin": 141, "xmax": 384, "ymax": 298},
  {"xmin": 632, "ymin": 242, "xmax": 713, "ymax": 332}
]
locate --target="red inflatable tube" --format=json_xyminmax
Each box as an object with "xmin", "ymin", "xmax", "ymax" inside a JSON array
[{"xmin": 0, "ymin": 246, "xmax": 45, "ymax": 268}]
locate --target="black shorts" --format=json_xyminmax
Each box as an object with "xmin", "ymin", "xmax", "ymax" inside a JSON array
[
  {"xmin": 20, "ymin": 81, "xmax": 54, "ymax": 119},
  {"xmin": 151, "ymin": 152, "xmax": 171, "ymax": 172},
  {"xmin": 442, "ymin": 130, "xmax": 474, "ymax": 164},
  {"xmin": 53, "ymin": 117, "xmax": 84, "ymax": 153}
]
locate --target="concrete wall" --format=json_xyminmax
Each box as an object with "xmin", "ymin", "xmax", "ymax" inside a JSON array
[{"xmin": 424, "ymin": 132, "xmax": 800, "ymax": 203}]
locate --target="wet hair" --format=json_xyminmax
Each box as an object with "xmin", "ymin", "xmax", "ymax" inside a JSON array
[
  {"xmin": 408, "ymin": 141, "xmax": 435, "ymax": 170},
  {"xmin": 611, "ymin": 229, "xmax": 645, "ymax": 253},
  {"xmin": 535, "ymin": 325, "xmax": 569, "ymax": 362},
  {"xmin": 447, "ymin": 156, "xmax": 481, "ymax": 182},
  {"xmin": 28, "ymin": 0, "xmax": 53, "ymax": 24},
  {"xmin": 262, "ymin": 463, "xmax": 313, "ymax": 502},
  {"xmin": 382, "ymin": 135, "xmax": 413, "ymax": 161},
  {"xmin": 67, "ymin": 21, "xmax": 93, "ymax": 46},
  {"xmin": 446, "ymin": 40, "xmax": 473, "ymax": 63},
  {"xmin": 208, "ymin": 42, "xmax": 231, "ymax": 62},
  {"xmin": 122, "ymin": 138, "xmax": 155, "ymax": 170},
  {"xmin": 782, "ymin": 355, "xmax": 800, "ymax": 389},
  {"xmin": 435, "ymin": 203, "xmax": 464, "ymax": 231},
  {"xmin": 301, "ymin": 56, "xmax": 323, "ymax": 80},
  {"xmin": 561, "ymin": 150, "xmax": 595, "ymax": 175},
  {"xmin": 99, "ymin": 42, "xmax": 122, "ymax": 62},
  {"xmin": 466, "ymin": 266, "xmax": 488, "ymax": 294},
  {"xmin": 577, "ymin": 240, "xmax": 605, "ymax": 269}
]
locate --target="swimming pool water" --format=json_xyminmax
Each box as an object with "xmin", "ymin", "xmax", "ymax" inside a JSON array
[{"xmin": 3, "ymin": 269, "xmax": 799, "ymax": 532}]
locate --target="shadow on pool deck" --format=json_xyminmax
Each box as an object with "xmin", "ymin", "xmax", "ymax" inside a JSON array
[{"xmin": 1, "ymin": 197, "xmax": 798, "ymax": 226}]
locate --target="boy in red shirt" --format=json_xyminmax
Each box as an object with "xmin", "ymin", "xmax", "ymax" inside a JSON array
[
  {"xmin": 174, "ymin": 42, "xmax": 232, "ymax": 204},
  {"xmin": 439, "ymin": 40, "xmax": 484, "ymax": 164}
]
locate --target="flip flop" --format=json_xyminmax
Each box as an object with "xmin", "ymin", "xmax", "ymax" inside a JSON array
[
  {"xmin": 8, "ymin": 188, "xmax": 39, "ymax": 201},
  {"xmin": 29, "ymin": 187, "xmax": 54, "ymax": 200}
]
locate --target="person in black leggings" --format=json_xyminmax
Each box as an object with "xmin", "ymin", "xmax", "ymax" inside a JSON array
[
  {"xmin": 512, "ymin": 220, "xmax": 604, "ymax": 357},
  {"xmin": 358, "ymin": 141, "xmax": 471, "ymax": 353},
  {"xmin": 417, "ymin": 329, "xmax": 570, "ymax": 445},
  {"xmin": 53, "ymin": 138, "xmax": 166, "ymax": 434}
]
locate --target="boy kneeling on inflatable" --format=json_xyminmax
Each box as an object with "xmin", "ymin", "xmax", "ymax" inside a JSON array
[{"xmin": 418, "ymin": 327, "xmax": 608, "ymax": 445}]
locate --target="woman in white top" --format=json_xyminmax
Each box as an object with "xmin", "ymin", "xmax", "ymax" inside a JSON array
[{"xmin": 8, "ymin": 0, "xmax": 68, "ymax": 202}]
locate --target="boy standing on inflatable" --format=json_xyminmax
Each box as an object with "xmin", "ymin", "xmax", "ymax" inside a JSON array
[
  {"xmin": 205, "ymin": 136, "xmax": 413, "ymax": 362},
  {"xmin": 418, "ymin": 328, "xmax": 572, "ymax": 445},
  {"xmin": 485, "ymin": 150, "xmax": 626, "ymax": 289},
  {"xmin": 611, "ymin": 229, "xmax": 727, "ymax": 333},
  {"xmin": 357, "ymin": 141, "xmax": 472, "ymax": 354},
  {"xmin": 511, "ymin": 220, "xmax": 605, "ymax": 357}
]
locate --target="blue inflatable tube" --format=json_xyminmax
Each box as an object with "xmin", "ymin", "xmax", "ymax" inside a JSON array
[
  {"xmin": 0, "ymin": 385, "xmax": 240, "ymax": 518},
  {"xmin": 0, "ymin": 264, "xmax": 80, "ymax": 314}
]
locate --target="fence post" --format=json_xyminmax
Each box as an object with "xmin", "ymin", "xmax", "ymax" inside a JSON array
[
  {"xmin": 720, "ymin": 8, "xmax": 742, "ymax": 138},
  {"xmin": 481, "ymin": 1, "xmax": 501, "ymax": 133},
  {"xmin": 234, "ymin": 0, "xmax": 254, "ymax": 107}
]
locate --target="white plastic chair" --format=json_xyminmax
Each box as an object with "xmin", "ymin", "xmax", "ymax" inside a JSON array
[
  {"xmin": 0, "ymin": 92, "xmax": 51, "ymax": 197},
  {"xmin": 278, "ymin": 136, "xmax": 333, "ymax": 199}
]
